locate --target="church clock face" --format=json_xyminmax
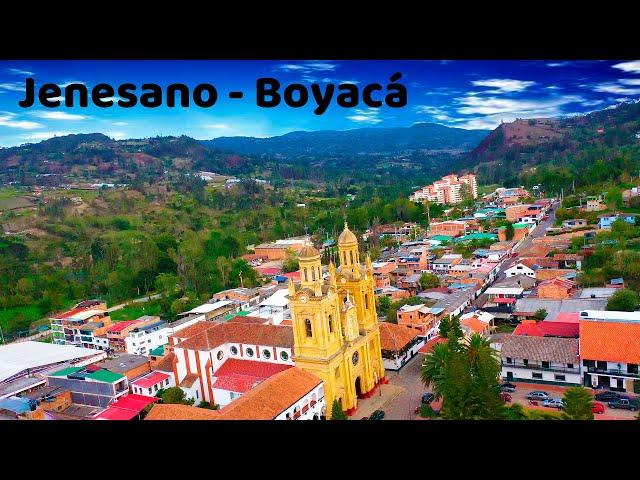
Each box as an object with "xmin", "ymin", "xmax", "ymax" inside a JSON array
[
  {"xmin": 352, "ymin": 351, "xmax": 359, "ymax": 365},
  {"xmin": 300, "ymin": 295, "xmax": 308, "ymax": 303}
]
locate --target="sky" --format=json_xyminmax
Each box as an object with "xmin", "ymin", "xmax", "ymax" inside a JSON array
[{"xmin": 1, "ymin": 59, "xmax": 639, "ymax": 147}]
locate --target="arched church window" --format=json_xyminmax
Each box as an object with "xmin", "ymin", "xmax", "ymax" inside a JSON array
[
  {"xmin": 343, "ymin": 251, "xmax": 347, "ymax": 264},
  {"xmin": 365, "ymin": 293, "xmax": 369, "ymax": 310},
  {"xmin": 328, "ymin": 314, "xmax": 333, "ymax": 333},
  {"xmin": 305, "ymin": 319, "xmax": 313, "ymax": 337},
  {"xmin": 304, "ymin": 268, "xmax": 308, "ymax": 282},
  {"xmin": 312, "ymin": 268, "xmax": 316, "ymax": 281},
  {"xmin": 350, "ymin": 251, "xmax": 354, "ymax": 264}
]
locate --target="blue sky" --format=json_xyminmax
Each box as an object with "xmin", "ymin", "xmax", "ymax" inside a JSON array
[{"xmin": 1, "ymin": 60, "xmax": 639, "ymax": 147}]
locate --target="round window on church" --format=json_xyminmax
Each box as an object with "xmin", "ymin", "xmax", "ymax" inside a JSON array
[
  {"xmin": 217, "ymin": 350, "xmax": 224, "ymax": 361},
  {"xmin": 230, "ymin": 346, "xmax": 238, "ymax": 355},
  {"xmin": 280, "ymin": 351, "xmax": 289, "ymax": 361},
  {"xmin": 246, "ymin": 347, "xmax": 254, "ymax": 358},
  {"xmin": 352, "ymin": 351, "xmax": 359, "ymax": 366},
  {"xmin": 263, "ymin": 349, "xmax": 271, "ymax": 359}
]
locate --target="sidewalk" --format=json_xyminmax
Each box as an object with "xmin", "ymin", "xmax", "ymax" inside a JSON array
[{"xmin": 348, "ymin": 383, "xmax": 404, "ymax": 419}]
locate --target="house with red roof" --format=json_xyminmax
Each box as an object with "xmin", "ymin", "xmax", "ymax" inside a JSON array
[
  {"xmin": 131, "ymin": 371, "xmax": 173, "ymax": 397},
  {"xmin": 513, "ymin": 319, "xmax": 579, "ymax": 338},
  {"xmin": 537, "ymin": 278, "xmax": 577, "ymax": 300},
  {"xmin": 379, "ymin": 322, "xmax": 422, "ymax": 370}
]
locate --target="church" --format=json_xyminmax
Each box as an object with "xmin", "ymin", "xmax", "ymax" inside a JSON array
[{"xmin": 289, "ymin": 223, "xmax": 386, "ymax": 417}]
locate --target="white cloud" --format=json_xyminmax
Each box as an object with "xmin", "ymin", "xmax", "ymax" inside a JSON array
[
  {"xmin": 545, "ymin": 85, "xmax": 561, "ymax": 90},
  {"xmin": 455, "ymin": 94, "xmax": 582, "ymax": 116},
  {"xmin": 23, "ymin": 131, "xmax": 70, "ymax": 141},
  {"xmin": 203, "ymin": 123, "xmax": 230, "ymax": 130},
  {"xmin": 275, "ymin": 62, "xmax": 337, "ymax": 73},
  {"xmin": 7, "ymin": 68, "xmax": 34, "ymax": 76},
  {"xmin": 346, "ymin": 108, "xmax": 382, "ymax": 124},
  {"xmin": 105, "ymin": 131, "xmax": 127, "ymax": 140},
  {"xmin": 32, "ymin": 111, "xmax": 87, "ymax": 121},
  {"xmin": 619, "ymin": 78, "xmax": 640, "ymax": 86},
  {"xmin": 592, "ymin": 82, "xmax": 640, "ymax": 95},
  {"xmin": 470, "ymin": 78, "xmax": 535, "ymax": 94},
  {"xmin": 612, "ymin": 60, "xmax": 640, "ymax": 74},
  {"xmin": 546, "ymin": 62, "xmax": 569, "ymax": 67},
  {"xmin": 112, "ymin": 121, "xmax": 128, "ymax": 126},
  {"xmin": 0, "ymin": 82, "xmax": 25, "ymax": 92},
  {"xmin": 0, "ymin": 113, "xmax": 43, "ymax": 130},
  {"xmin": 59, "ymin": 80, "xmax": 86, "ymax": 88}
]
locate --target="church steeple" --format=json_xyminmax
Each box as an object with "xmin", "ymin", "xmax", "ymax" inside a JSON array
[
  {"xmin": 337, "ymin": 222, "xmax": 361, "ymax": 277},
  {"xmin": 298, "ymin": 241, "xmax": 323, "ymax": 296}
]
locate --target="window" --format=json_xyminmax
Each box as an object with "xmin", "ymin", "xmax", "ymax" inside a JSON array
[
  {"xmin": 230, "ymin": 346, "xmax": 238, "ymax": 355},
  {"xmin": 165, "ymin": 379, "xmax": 169, "ymax": 386},
  {"xmin": 364, "ymin": 294, "xmax": 369, "ymax": 310},
  {"xmin": 328, "ymin": 315, "xmax": 333, "ymax": 334},
  {"xmin": 523, "ymin": 359, "xmax": 528, "ymax": 366},
  {"xmin": 532, "ymin": 372, "xmax": 543, "ymax": 379},
  {"xmin": 541, "ymin": 361, "xmax": 549, "ymax": 369},
  {"xmin": 555, "ymin": 374, "xmax": 566, "ymax": 381},
  {"xmin": 217, "ymin": 350, "xmax": 224, "ymax": 361},
  {"xmin": 305, "ymin": 319, "xmax": 313, "ymax": 338},
  {"xmin": 280, "ymin": 350, "xmax": 289, "ymax": 361},
  {"xmin": 245, "ymin": 347, "xmax": 254, "ymax": 358},
  {"xmin": 628, "ymin": 364, "xmax": 638, "ymax": 374},
  {"xmin": 350, "ymin": 251, "xmax": 354, "ymax": 264},
  {"xmin": 195, "ymin": 391, "xmax": 199, "ymax": 399},
  {"xmin": 567, "ymin": 363, "xmax": 574, "ymax": 369},
  {"xmin": 506, "ymin": 357, "xmax": 512, "ymax": 364},
  {"xmin": 262, "ymin": 349, "xmax": 271, "ymax": 359},
  {"xmin": 154, "ymin": 384, "xmax": 159, "ymax": 391}
]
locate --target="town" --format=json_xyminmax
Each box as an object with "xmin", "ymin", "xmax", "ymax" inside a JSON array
[{"xmin": 2, "ymin": 172, "xmax": 639, "ymax": 421}]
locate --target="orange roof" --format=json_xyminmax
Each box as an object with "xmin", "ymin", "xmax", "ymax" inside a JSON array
[
  {"xmin": 379, "ymin": 322, "xmax": 419, "ymax": 352},
  {"xmin": 145, "ymin": 403, "xmax": 221, "ymax": 420},
  {"xmin": 535, "ymin": 269, "xmax": 574, "ymax": 281},
  {"xmin": 172, "ymin": 321, "xmax": 294, "ymax": 351},
  {"xmin": 218, "ymin": 367, "xmax": 322, "ymax": 420},
  {"xmin": 538, "ymin": 278, "xmax": 576, "ymax": 290},
  {"xmin": 179, "ymin": 373, "xmax": 199, "ymax": 388},
  {"xmin": 418, "ymin": 336, "xmax": 447, "ymax": 354},
  {"xmin": 169, "ymin": 321, "xmax": 217, "ymax": 341},
  {"xmin": 579, "ymin": 320, "xmax": 640, "ymax": 364},
  {"xmin": 152, "ymin": 351, "xmax": 176, "ymax": 373},
  {"xmin": 460, "ymin": 317, "xmax": 490, "ymax": 334},
  {"xmin": 519, "ymin": 244, "xmax": 552, "ymax": 258}
]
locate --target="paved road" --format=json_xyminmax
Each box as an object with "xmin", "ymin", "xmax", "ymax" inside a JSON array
[{"xmin": 106, "ymin": 293, "xmax": 162, "ymax": 312}]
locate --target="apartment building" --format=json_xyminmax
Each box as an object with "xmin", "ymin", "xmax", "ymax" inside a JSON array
[{"xmin": 410, "ymin": 173, "xmax": 478, "ymax": 205}]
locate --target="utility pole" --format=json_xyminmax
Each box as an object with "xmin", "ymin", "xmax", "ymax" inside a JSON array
[{"xmin": 239, "ymin": 271, "xmax": 244, "ymax": 288}]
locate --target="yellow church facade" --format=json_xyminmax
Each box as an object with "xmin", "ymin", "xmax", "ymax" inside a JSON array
[{"xmin": 289, "ymin": 223, "xmax": 386, "ymax": 418}]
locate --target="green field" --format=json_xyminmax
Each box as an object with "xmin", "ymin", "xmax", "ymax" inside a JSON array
[
  {"xmin": 0, "ymin": 305, "xmax": 44, "ymax": 334},
  {"xmin": 0, "ymin": 187, "xmax": 36, "ymax": 211},
  {"xmin": 110, "ymin": 301, "xmax": 163, "ymax": 321}
]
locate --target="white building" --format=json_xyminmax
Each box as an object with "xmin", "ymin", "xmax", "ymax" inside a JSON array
[
  {"xmin": 124, "ymin": 319, "xmax": 171, "ymax": 356},
  {"xmin": 505, "ymin": 262, "xmax": 536, "ymax": 278},
  {"xmin": 501, "ymin": 335, "xmax": 581, "ymax": 386},
  {"xmin": 131, "ymin": 371, "xmax": 174, "ymax": 397}
]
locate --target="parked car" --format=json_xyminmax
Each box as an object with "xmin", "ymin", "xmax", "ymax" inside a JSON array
[
  {"xmin": 542, "ymin": 398, "xmax": 565, "ymax": 409},
  {"xmin": 608, "ymin": 398, "xmax": 640, "ymax": 411},
  {"xmin": 592, "ymin": 402, "xmax": 605, "ymax": 415},
  {"xmin": 369, "ymin": 409, "xmax": 385, "ymax": 420},
  {"xmin": 594, "ymin": 390, "xmax": 620, "ymax": 402},
  {"xmin": 526, "ymin": 391, "xmax": 550, "ymax": 401},
  {"xmin": 500, "ymin": 382, "xmax": 517, "ymax": 393},
  {"xmin": 500, "ymin": 392, "xmax": 512, "ymax": 402},
  {"xmin": 421, "ymin": 392, "xmax": 435, "ymax": 404}
]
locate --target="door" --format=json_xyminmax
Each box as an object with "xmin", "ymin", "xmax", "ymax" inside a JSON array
[
  {"xmin": 506, "ymin": 371, "xmax": 514, "ymax": 381},
  {"xmin": 355, "ymin": 377, "xmax": 363, "ymax": 399}
]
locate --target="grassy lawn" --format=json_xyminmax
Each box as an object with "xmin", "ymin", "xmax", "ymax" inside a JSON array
[
  {"xmin": 495, "ymin": 323, "xmax": 516, "ymax": 334},
  {"xmin": 0, "ymin": 305, "xmax": 44, "ymax": 334},
  {"xmin": 110, "ymin": 301, "xmax": 163, "ymax": 321}
]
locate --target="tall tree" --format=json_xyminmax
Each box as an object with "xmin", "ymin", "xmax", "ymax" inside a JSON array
[
  {"xmin": 562, "ymin": 387, "xmax": 594, "ymax": 420},
  {"xmin": 330, "ymin": 399, "xmax": 348, "ymax": 420}
]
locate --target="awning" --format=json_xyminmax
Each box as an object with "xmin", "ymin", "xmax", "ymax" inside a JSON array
[
  {"xmin": 95, "ymin": 394, "xmax": 159, "ymax": 420},
  {"xmin": 493, "ymin": 297, "xmax": 516, "ymax": 305}
]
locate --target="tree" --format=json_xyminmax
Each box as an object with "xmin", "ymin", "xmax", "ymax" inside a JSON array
[
  {"xmin": 330, "ymin": 399, "xmax": 347, "ymax": 420},
  {"xmin": 605, "ymin": 186, "xmax": 623, "ymax": 212},
  {"xmin": 504, "ymin": 221, "xmax": 515, "ymax": 241},
  {"xmin": 606, "ymin": 288, "xmax": 639, "ymax": 312},
  {"xmin": 282, "ymin": 250, "xmax": 299, "ymax": 273},
  {"xmin": 377, "ymin": 295, "xmax": 391, "ymax": 316},
  {"xmin": 534, "ymin": 309, "xmax": 548, "ymax": 320},
  {"xmin": 161, "ymin": 387, "xmax": 194, "ymax": 405},
  {"xmin": 419, "ymin": 272, "xmax": 440, "ymax": 290},
  {"xmin": 562, "ymin": 387, "xmax": 594, "ymax": 420},
  {"xmin": 438, "ymin": 316, "xmax": 451, "ymax": 338}
]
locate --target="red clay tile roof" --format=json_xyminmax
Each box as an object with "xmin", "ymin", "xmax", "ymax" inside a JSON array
[
  {"xmin": 213, "ymin": 376, "xmax": 258, "ymax": 393},
  {"xmin": 513, "ymin": 321, "xmax": 579, "ymax": 338},
  {"xmin": 145, "ymin": 403, "xmax": 221, "ymax": 420},
  {"xmin": 418, "ymin": 336, "xmax": 447, "ymax": 354},
  {"xmin": 169, "ymin": 321, "xmax": 217, "ymax": 341},
  {"xmin": 379, "ymin": 322, "xmax": 419, "ymax": 352},
  {"xmin": 107, "ymin": 320, "xmax": 142, "ymax": 333},
  {"xmin": 217, "ymin": 367, "xmax": 321, "ymax": 420},
  {"xmin": 214, "ymin": 358, "xmax": 292, "ymax": 385},
  {"xmin": 179, "ymin": 373, "xmax": 199, "ymax": 388},
  {"xmin": 226, "ymin": 316, "xmax": 267, "ymax": 324},
  {"xmin": 552, "ymin": 312, "xmax": 580, "ymax": 323},
  {"xmin": 579, "ymin": 320, "xmax": 640, "ymax": 364},
  {"xmin": 460, "ymin": 317, "xmax": 490, "ymax": 334},
  {"xmin": 173, "ymin": 321, "xmax": 294, "ymax": 351},
  {"xmin": 152, "ymin": 351, "xmax": 176, "ymax": 373},
  {"xmin": 132, "ymin": 372, "xmax": 170, "ymax": 389},
  {"xmin": 535, "ymin": 269, "xmax": 575, "ymax": 281}
]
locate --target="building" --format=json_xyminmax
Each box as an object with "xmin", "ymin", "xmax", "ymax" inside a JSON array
[
  {"xmin": 501, "ymin": 335, "xmax": 581, "ymax": 386},
  {"xmin": 374, "ymin": 285, "xmax": 411, "ymax": 301},
  {"xmin": 131, "ymin": 371, "xmax": 173, "ymax": 397},
  {"xmin": 430, "ymin": 254, "xmax": 463, "ymax": 273},
  {"xmin": 537, "ymin": 278, "xmax": 576, "ymax": 299},
  {"xmin": 145, "ymin": 403, "xmax": 222, "ymax": 420},
  {"xmin": 288, "ymin": 225, "xmax": 386, "ymax": 417},
  {"xmin": 0, "ymin": 341, "xmax": 106, "ymax": 399},
  {"xmin": 579, "ymin": 310, "xmax": 640, "ymax": 393},
  {"xmin": 396, "ymin": 304, "xmax": 446, "ymax": 337},
  {"xmin": 512, "ymin": 320, "xmax": 579, "ymax": 338},
  {"xmin": 583, "ymin": 196, "xmax": 606, "ymax": 212},
  {"xmin": 598, "ymin": 214, "xmax": 636, "ymax": 230},
  {"xmin": 123, "ymin": 316, "xmax": 170, "ymax": 355},
  {"xmin": 622, "ymin": 186, "xmax": 640, "ymax": 204},
  {"xmin": 513, "ymin": 298, "xmax": 608, "ymax": 321},
  {"xmin": 429, "ymin": 220, "xmax": 470, "ymax": 237},
  {"xmin": 459, "ymin": 311, "xmax": 495, "ymax": 338},
  {"xmin": 379, "ymin": 322, "xmax": 422, "ymax": 370},
  {"xmin": 371, "ymin": 261, "xmax": 397, "ymax": 288},
  {"xmin": 47, "ymin": 366, "xmax": 129, "ymax": 407},
  {"xmin": 562, "ymin": 219, "xmax": 587, "ymax": 229},
  {"xmin": 212, "ymin": 288, "xmax": 261, "ymax": 309},
  {"xmin": 94, "ymin": 393, "xmax": 159, "ymax": 420},
  {"xmin": 498, "ymin": 222, "xmax": 532, "ymax": 242},
  {"xmin": 253, "ymin": 236, "xmax": 309, "ymax": 260},
  {"xmin": 179, "ymin": 300, "xmax": 240, "ymax": 322},
  {"xmin": 410, "ymin": 173, "xmax": 478, "ymax": 205},
  {"xmin": 217, "ymin": 367, "xmax": 325, "ymax": 420},
  {"xmin": 96, "ymin": 354, "xmax": 151, "ymax": 381},
  {"xmin": 49, "ymin": 300, "xmax": 111, "ymax": 347},
  {"xmin": 505, "ymin": 261, "xmax": 536, "ymax": 278}
]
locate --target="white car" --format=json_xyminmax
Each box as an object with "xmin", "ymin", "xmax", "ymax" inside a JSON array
[{"xmin": 542, "ymin": 398, "xmax": 565, "ymax": 409}]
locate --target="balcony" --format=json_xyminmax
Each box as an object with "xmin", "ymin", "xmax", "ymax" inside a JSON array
[
  {"xmin": 586, "ymin": 367, "xmax": 640, "ymax": 379},
  {"xmin": 502, "ymin": 361, "xmax": 580, "ymax": 374}
]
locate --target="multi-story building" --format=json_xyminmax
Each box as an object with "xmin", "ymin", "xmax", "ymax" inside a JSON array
[
  {"xmin": 396, "ymin": 304, "xmax": 446, "ymax": 337},
  {"xmin": 123, "ymin": 316, "xmax": 170, "ymax": 355},
  {"xmin": 46, "ymin": 366, "xmax": 129, "ymax": 408},
  {"xmin": 410, "ymin": 173, "xmax": 477, "ymax": 205},
  {"xmin": 579, "ymin": 310, "xmax": 640, "ymax": 393},
  {"xmin": 49, "ymin": 300, "xmax": 110, "ymax": 347},
  {"xmin": 501, "ymin": 335, "xmax": 581, "ymax": 386}
]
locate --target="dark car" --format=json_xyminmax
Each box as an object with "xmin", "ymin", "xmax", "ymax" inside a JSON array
[
  {"xmin": 422, "ymin": 392, "xmax": 435, "ymax": 404},
  {"xmin": 500, "ymin": 382, "xmax": 517, "ymax": 393},
  {"xmin": 595, "ymin": 390, "xmax": 621, "ymax": 402},
  {"xmin": 369, "ymin": 410, "xmax": 385, "ymax": 420},
  {"xmin": 608, "ymin": 398, "xmax": 639, "ymax": 411}
]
